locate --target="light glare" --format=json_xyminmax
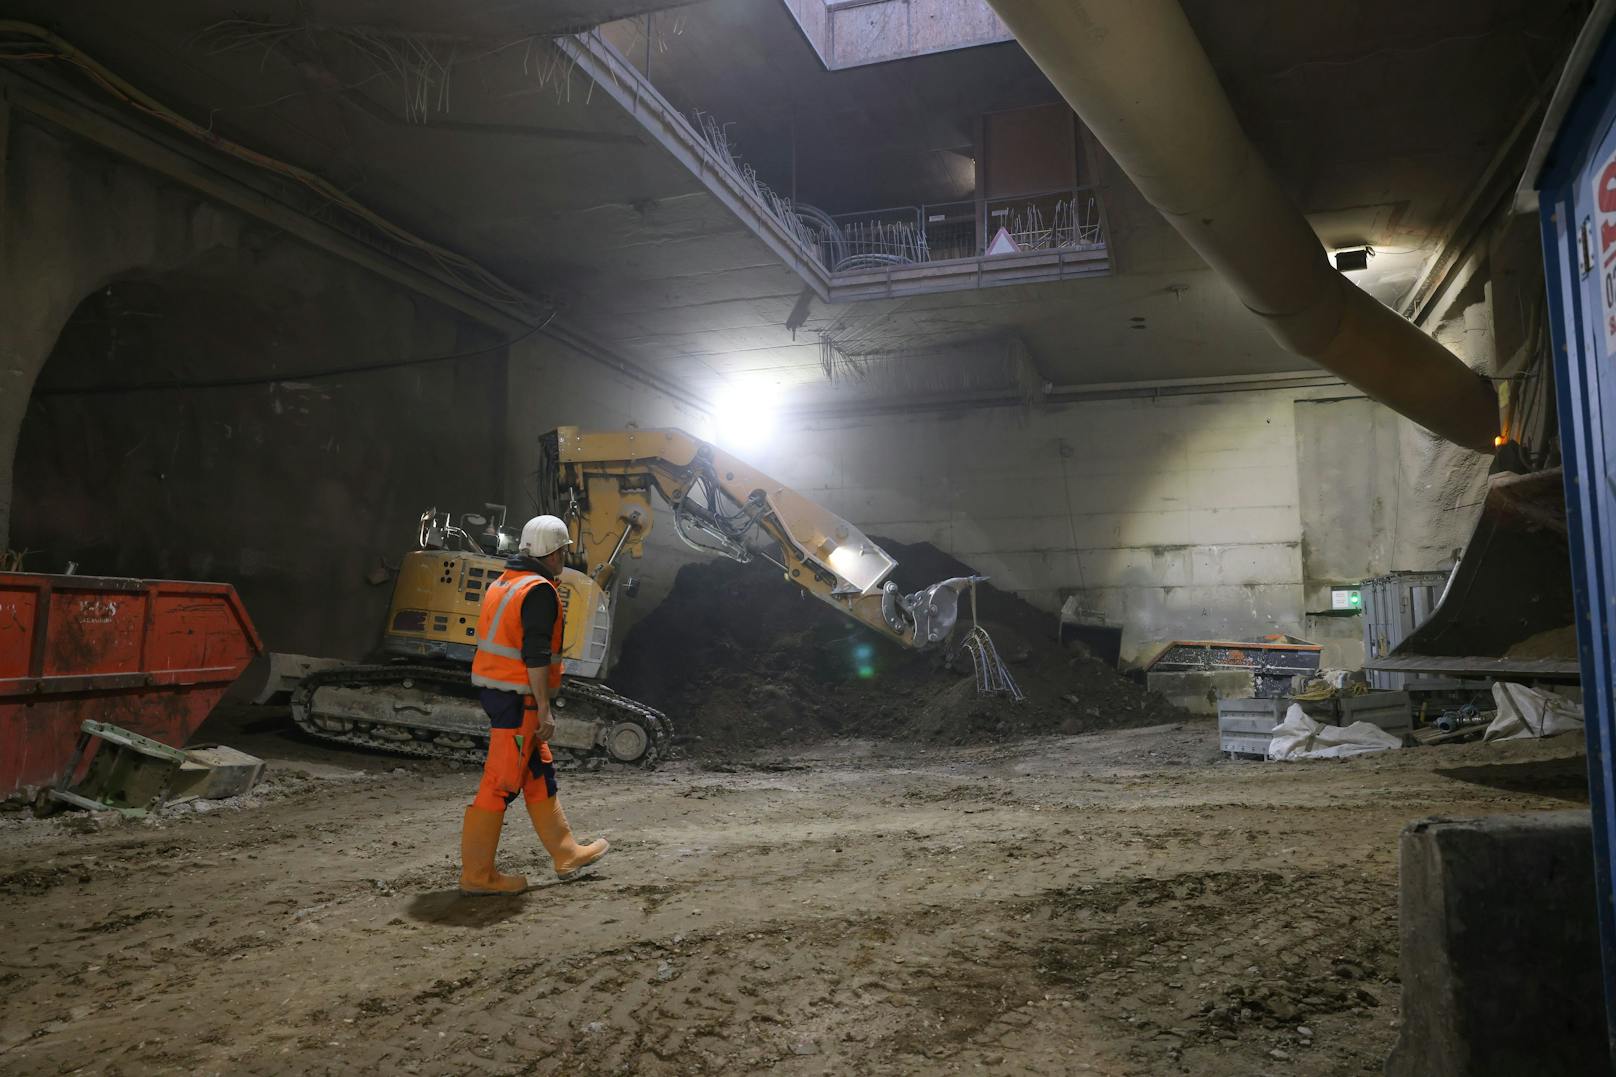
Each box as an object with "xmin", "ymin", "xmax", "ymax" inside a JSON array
[{"xmin": 710, "ymin": 383, "xmax": 779, "ymax": 454}]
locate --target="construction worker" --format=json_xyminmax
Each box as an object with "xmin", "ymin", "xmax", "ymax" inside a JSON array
[{"xmin": 458, "ymin": 514, "xmax": 610, "ymax": 895}]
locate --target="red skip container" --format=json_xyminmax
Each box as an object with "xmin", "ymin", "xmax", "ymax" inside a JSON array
[{"xmin": 0, "ymin": 572, "xmax": 263, "ymax": 796}]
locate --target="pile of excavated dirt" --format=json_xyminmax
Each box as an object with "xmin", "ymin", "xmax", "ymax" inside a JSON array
[{"xmin": 609, "ymin": 539, "xmax": 1193, "ymax": 755}]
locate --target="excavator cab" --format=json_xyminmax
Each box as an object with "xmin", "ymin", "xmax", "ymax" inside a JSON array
[{"xmin": 383, "ymin": 503, "xmax": 616, "ymax": 679}]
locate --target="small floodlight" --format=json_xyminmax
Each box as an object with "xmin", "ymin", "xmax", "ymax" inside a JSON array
[{"xmin": 1333, "ymin": 246, "xmax": 1373, "ymax": 273}]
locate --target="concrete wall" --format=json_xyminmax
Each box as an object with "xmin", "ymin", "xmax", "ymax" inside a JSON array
[{"xmin": 752, "ymin": 384, "xmax": 1458, "ymax": 667}]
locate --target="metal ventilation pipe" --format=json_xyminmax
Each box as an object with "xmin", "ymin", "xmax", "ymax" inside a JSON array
[{"xmin": 986, "ymin": 0, "xmax": 1500, "ymax": 452}]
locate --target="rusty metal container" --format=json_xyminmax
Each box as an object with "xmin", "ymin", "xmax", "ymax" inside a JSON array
[{"xmin": 0, "ymin": 572, "xmax": 263, "ymax": 796}]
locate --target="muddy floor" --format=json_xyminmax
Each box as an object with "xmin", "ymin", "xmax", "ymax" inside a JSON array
[{"xmin": 0, "ymin": 707, "xmax": 1591, "ymax": 1076}]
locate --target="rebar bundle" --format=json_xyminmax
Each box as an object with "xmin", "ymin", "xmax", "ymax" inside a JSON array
[
  {"xmin": 1002, "ymin": 197, "xmax": 1104, "ymax": 252},
  {"xmin": 691, "ymin": 112, "xmax": 824, "ymax": 262},
  {"xmin": 835, "ymin": 218, "xmax": 927, "ymax": 268},
  {"xmin": 960, "ymin": 581, "xmax": 1023, "ymax": 701}
]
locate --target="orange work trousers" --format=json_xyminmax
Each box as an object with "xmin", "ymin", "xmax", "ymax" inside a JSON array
[{"xmin": 471, "ymin": 688, "xmax": 558, "ymax": 813}]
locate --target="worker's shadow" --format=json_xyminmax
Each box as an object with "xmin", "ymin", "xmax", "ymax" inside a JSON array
[{"xmin": 405, "ymin": 889, "xmax": 528, "ymax": 927}]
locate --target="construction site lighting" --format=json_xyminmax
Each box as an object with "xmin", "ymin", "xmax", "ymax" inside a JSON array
[{"xmin": 710, "ymin": 383, "xmax": 780, "ymax": 454}]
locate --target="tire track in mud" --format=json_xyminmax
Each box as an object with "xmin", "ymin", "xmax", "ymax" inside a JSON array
[
  {"xmin": 318, "ymin": 866, "xmax": 1394, "ymax": 1076},
  {"xmin": 0, "ymin": 728, "xmax": 1584, "ymax": 1076}
]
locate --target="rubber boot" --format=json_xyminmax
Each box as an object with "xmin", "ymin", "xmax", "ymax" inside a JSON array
[
  {"xmin": 526, "ymin": 795, "xmax": 610, "ymax": 881},
  {"xmin": 458, "ymin": 806, "xmax": 528, "ymax": 895}
]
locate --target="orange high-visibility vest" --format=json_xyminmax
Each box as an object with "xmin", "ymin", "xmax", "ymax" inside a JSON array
[{"xmin": 470, "ymin": 570, "xmax": 565, "ymax": 696}]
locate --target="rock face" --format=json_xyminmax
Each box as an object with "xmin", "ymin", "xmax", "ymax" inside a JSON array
[{"xmin": 608, "ymin": 538, "xmax": 1193, "ymax": 755}]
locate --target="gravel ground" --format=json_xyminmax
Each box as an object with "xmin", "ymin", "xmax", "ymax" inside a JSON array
[{"xmin": 0, "ymin": 707, "xmax": 1590, "ymax": 1076}]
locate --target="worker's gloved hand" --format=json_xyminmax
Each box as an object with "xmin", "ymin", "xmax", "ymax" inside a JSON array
[{"xmin": 536, "ymin": 713, "xmax": 556, "ymax": 744}]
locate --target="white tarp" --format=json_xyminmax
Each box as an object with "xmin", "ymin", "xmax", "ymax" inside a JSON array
[
  {"xmin": 1266, "ymin": 703, "xmax": 1404, "ymax": 761},
  {"xmin": 1483, "ymin": 682, "xmax": 1585, "ymax": 741}
]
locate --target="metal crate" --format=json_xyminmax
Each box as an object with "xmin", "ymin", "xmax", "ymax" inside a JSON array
[
  {"xmin": 1361, "ymin": 572, "xmax": 1450, "ymax": 690},
  {"xmin": 1217, "ymin": 697, "xmax": 1334, "ymax": 758},
  {"xmin": 1218, "ymin": 699, "xmax": 1283, "ymax": 757},
  {"xmin": 1339, "ymin": 691, "xmax": 1413, "ymax": 737}
]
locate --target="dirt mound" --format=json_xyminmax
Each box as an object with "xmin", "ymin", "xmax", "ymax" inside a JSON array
[{"xmin": 608, "ymin": 539, "xmax": 1192, "ymax": 755}]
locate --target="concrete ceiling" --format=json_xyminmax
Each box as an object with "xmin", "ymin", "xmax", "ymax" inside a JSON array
[
  {"xmin": 4, "ymin": 0, "xmax": 1589, "ymax": 412},
  {"xmin": 4, "ymin": 0, "xmax": 723, "ymax": 302}
]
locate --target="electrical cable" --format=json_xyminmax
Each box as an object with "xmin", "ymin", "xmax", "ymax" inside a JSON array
[{"xmin": 33, "ymin": 313, "xmax": 553, "ymax": 396}]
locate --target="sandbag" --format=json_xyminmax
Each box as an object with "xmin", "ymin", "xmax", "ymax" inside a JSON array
[
  {"xmin": 1483, "ymin": 682, "xmax": 1584, "ymax": 741},
  {"xmin": 1267, "ymin": 703, "xmax": 1404, "ymax": 760}
]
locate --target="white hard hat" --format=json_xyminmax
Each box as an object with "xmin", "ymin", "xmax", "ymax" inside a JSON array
[{"xmin": 519, "ymin": 515, "xmax": 572, "ymax": 557}]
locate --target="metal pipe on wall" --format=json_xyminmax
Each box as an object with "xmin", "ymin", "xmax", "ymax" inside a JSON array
[{"xmin": 986, "ymin": 0, "xmax": 1501, "ymax": 453}]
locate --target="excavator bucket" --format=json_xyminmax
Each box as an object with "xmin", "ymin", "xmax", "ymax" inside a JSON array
[
  {"xmin": 1367, "ymin": 468, "xmax": 1580, "ymax": 682},
  {"xmin": 885, "ymin": 576, "xmax": 980, "ymax": 645}
]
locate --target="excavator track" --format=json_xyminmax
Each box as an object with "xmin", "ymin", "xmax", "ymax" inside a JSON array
[{"xmin": 289, "ymin": 664, "xmax": 672, "ymax": 769}]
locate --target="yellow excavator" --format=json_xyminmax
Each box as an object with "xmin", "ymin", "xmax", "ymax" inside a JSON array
[{"xmin": 290, "ymin": 426, "xmax": 985, "ymax": 767}]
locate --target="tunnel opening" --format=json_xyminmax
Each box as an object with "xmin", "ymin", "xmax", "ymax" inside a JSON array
[{"xmin": 10, "ymin": 252, "xmax": 510, "ymax": 661}]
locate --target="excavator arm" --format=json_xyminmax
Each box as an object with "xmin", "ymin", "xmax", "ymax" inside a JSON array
[{"xmin": 541, "ymin": 426, "xmax": 974, "ymax": 649}]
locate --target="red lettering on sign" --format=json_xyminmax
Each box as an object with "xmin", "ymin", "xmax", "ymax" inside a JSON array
[{"xmin": 1601, "ymin": 161, "xmax": 1616, "ymax": 214}]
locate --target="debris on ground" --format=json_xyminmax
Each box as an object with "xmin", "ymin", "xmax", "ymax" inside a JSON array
[
  {"xmin": 47, "ymin": 721, "xmax": 267, "ymax": 817},
  {"xmin": 1484, "ymin": 681, "xmax": 1584, "ymax": 741},
  {"xmin": 609, "ymin": 539, "xmax": 1193, "ymax": 754},
  {"xmin": 1267, "ymin": 704, "xmax": 1405, "ymax": 761},
  {"xmin": 0, "ymin": 719, "xmax": 1584, "ymax": 1075}
]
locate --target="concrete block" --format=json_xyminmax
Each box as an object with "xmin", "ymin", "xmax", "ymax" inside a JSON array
[
  {"xmin": 951, "ymin": 515, "xmax": 1081, "ymax": 553},
  {"xmin": 948, "ymin": 481, "xmax": 1061, "ymax": 519},
  {"xmin": 908, "ymin": 0, "xmax": 1009, "ymax": 51},
  {"xmin": 1079, "ymin": 545, "xmax": 1193, "ymax": 588},
  {"xmin": 1186, "ymin": 505, "xmax": 1300, "ymax": 544},
  {"xmin": 1145, "ymin": 670, "xmax": 1255, "ymax": 715},
  {"xmin": 1175, "ymin": 423, "xmax": 1289, "ymax": 452},
  {"xmin": 847, "ymin": 486, "xmax": 949, "ymax": 527},
  {"xmin": 957, "ymin": 549, "xmax": 1077, "ymax": 597},
  {"xmin": 1109, "ymin": 509, "xmax": 1193, "ymax": 547},
  {"xmin": 1122, "ymin": 583, "xmax": 1305, "ymax": 647},
  {"xmin": 1188, "ymin": 542, "xmax": 1302, "ymax": 587},
  {"xmin": 1385, "ymin": 811, "xmax": 1609, "ymax": 1077},
  {"xmin": 1061, "ymin": 429, "xmax": 1188, "ymax": 476},
  {"xmin": 1065, "ymin": 471, "xmax": 1189, "ymax": 514},
  {"xmin": 830, "ymin": 2, "xmax": 908, "ymax": 66},
  {"xmin": 172, "ymin": 745, "xmax": 266, "ymax": 801},
  {"xmin": 1182, "ymin": 466, "xmax": 1295, "ymax": 510}
]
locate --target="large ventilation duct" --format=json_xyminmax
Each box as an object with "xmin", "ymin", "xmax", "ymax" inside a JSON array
[{"xmin": 986, "ymin": 0, "xmax": 1500, "ymax": 453}]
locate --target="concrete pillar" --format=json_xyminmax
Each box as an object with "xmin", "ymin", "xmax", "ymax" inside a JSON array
[{"xmin": 1386, "ymin": 811, "xmax": 1610, "ymax": 1076}]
